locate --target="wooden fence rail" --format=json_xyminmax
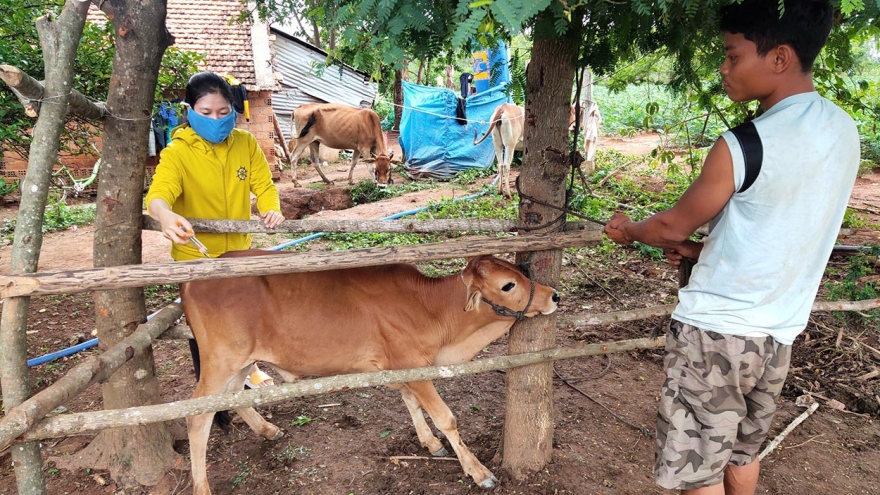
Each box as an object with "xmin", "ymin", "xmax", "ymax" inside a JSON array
[
  {"xmin": 142, "ymin": 215, "xmax": 525, "ymax": 234},
  {"xmin": 0, "ymin": 227, "xmax": 602, "ymax": 298},
  {"xmin": 0, "ymin": 303, "xmax": 182, "ymax": 452},
  {"xmin": 18, "ymin": 336, "xmax": 667, "ymax": 443}
]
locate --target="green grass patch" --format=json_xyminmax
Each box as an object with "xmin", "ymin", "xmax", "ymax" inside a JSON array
[
  {"xmin": 2, "ymin": 200, "xmax": 97, "ymax": 242},
  {"xmin": 824, "ymin": 246, "xmax": 880, "ymax": 324}
]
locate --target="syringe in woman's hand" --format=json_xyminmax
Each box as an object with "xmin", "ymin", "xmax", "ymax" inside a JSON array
[{"xmin": 176, "ymin": 221, "xmax": 211, "ymax": 258}]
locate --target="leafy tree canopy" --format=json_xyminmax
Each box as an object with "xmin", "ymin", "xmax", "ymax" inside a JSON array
[
  {"xmin": 251, "ymin": 1, "xmax": 879, "ymax": 114},
  {"xmin": 0, "ymin": 0, "xmax": 203, "ymax": 162}
]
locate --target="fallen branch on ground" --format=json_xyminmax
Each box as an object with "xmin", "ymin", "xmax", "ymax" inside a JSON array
[
  {"xmin": 389, "ymin": 456, "xmax": 459, "ymax": 462},
  {"xmin": 758, "ymin": 402, "xmax": 820, "ymax": 461}
]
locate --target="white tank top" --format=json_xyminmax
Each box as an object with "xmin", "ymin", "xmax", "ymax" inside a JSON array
[{"xmin": 672, "ymin": 92, "xmax": 860, "ymax": 345}]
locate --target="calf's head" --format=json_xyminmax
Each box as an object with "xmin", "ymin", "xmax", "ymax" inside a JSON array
[{"xmin": 461, "ymin": 255, "xmax": 559, "ymax": 318}]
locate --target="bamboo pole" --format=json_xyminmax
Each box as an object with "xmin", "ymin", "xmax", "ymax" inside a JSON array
[
  {"xmin": 141, "ymin": 216, "xmax": 603, "ymax": 234},
  {"xmin": 0, "ymin": 303, "xmax": 182, "ymax": 452},
  {"xmin": 0, "ymin": 228, "xmax": 602, "ymax": 298},
  {"xmin": 18, "ymin": 336, "xmax": 665, "ymax": 442}
]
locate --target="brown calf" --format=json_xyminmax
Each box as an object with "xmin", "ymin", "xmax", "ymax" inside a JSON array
[{"xmin": 182, "ymin": 252, "xmax": 560, "ymax": 495}]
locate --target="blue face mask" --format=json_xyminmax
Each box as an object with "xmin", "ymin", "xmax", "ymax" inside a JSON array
[{"xmin": 187, "ymin": 108, "xmax": 237, "ymax": 144}]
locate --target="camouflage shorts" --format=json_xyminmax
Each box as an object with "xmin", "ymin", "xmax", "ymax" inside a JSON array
[{"xmin": 654, "ymin": 320, "xmax": 791, "ymax": 490}]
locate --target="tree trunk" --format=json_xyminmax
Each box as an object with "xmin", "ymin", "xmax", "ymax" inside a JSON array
[
  {"xmin": 312, "ymin": 21, "xmax": 321, "ymax": 48},
  {"xmin": 392, "ymin": 65, "xmax": 407, "ymax": 131},
  {"xmin": 64, "ymin": 0, "xmax": 178, "ymax": 488},
  {"xmin": 501, "ymin": 15, "xmax": 579, "ymax": 479},
  {"xmin": 0, "ymin": 1, "xmax": 90, "ymax": 493}
]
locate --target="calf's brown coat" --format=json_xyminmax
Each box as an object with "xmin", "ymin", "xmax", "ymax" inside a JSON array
[{"xmin": 181, "ymin": 252, "xmax": 560, "ymax": 495}]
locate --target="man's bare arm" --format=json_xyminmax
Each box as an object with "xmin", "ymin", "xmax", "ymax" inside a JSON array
[{"xmin": 604, "ymin": 139, "xmax": 736, "ymax": 248}]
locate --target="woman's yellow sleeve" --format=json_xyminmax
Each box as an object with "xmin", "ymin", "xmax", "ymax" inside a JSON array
[{"xmin": 248, "ymin": 133, "xmax": 281, "ymax": 214}]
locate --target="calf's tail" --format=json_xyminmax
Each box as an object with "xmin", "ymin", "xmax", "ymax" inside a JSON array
[{"xmin": 473, "ymin": 121, "xmax": 496, "ymax": 146}]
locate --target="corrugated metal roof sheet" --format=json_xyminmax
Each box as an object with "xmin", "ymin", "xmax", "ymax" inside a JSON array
[{"xmin": 270, "ymin": 27, "xmax": 378, "ymax": 141}]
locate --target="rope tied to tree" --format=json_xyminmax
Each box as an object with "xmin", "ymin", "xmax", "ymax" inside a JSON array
[{"xmin": 514, "ymin": 173, "xmax": 607, "ymax": 232}]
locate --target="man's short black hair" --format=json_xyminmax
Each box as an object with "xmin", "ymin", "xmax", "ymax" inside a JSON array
[{"xmin": 720, "ymin": 0, "xmax": 833, "ymax": 73}]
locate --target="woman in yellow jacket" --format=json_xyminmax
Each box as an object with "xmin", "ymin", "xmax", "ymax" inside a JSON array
[{"xmin": 146, "ymin": 72, "xmax": 283, "ymax": 388}]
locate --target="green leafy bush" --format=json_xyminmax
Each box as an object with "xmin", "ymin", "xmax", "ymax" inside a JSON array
[{"xmin": 0, "ymin": 178, "xmax": 18, "ymax": 197}]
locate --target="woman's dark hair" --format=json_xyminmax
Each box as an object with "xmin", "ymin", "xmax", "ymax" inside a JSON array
[
  {"xmin": 720, "ymin": 0, "xmax": 833, "ymax": 73},
  {"xmin": 184, "ymin": 72, "xmax": 234, "ymax": 107}
]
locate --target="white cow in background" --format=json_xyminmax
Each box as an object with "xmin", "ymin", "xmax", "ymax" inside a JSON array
[
  {"xmin": 569, "ymin": 100, "xmax": 602, "ymax": 175},
  {"xmin": 473, "ymin": 103, "xmax": 524, "ymax": 200}
]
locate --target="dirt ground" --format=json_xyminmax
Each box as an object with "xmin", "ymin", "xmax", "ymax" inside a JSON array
[{"xmin": 1, "ymin": 133, "xmax": 880, "ymax": 495}]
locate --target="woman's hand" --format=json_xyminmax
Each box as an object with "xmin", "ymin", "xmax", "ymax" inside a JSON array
[
  {"xmin": 261, "ymin": 210, "xmax": 285, "ymax": 229},
  {"xmin": 148, "ymin": 199, "xmax": 193, "ymax": 245},
  {"xmin": 162, "ymin": 213, "xmax": 195, "ymax": 245}
]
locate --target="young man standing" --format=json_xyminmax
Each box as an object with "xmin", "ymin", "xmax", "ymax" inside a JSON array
[{"xmin": 603, "ymin": 1, "xmax": 859, "ymax": 493}]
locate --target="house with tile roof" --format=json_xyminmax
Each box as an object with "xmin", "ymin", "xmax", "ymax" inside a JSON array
[
  {"xmin": 1, "ymin": 0, "xmax": 383, "ymax": 186},
  {"xmin": 2, "ymin": 0, "xmax": 283, "ymax": 184},
  {"xmin": 153, "ymin": 0, "xmax": 282, "ymax": 179}
]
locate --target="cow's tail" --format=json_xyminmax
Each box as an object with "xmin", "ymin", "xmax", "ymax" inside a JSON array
[
  {"xmin": 297, "ymin": 112, "xmax": 317, "ymax": 139},
  {"xmin": 473, "ymin": 120, "xmax": 497, "ymax": 146},
  {"xmin": 188, "ymin": 338, "xmax": 233, "ymax": 434},
  {"xmin": 474, "ymin": 107, "xmax": 504, "ymax": 145}
]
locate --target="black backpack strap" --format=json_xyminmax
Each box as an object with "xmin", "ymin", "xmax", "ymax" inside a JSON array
[{"xmin": 729, "ymin": 121, "xmax": 763, "ymax": 193}]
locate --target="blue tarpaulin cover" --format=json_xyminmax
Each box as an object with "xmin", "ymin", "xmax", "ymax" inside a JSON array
[{"xmin": 400, "ymin": 81, "xmax": 511, "ymax": 179}]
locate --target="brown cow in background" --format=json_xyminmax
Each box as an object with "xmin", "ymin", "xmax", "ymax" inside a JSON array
[{"xmin": 287, "ymin": 103, "xmax": 393, "ymax": 186}]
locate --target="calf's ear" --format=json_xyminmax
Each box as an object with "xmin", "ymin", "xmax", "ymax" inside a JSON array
[{"xmin": 464, "ymin": 287, "xmax": 482, "ymax": 312}]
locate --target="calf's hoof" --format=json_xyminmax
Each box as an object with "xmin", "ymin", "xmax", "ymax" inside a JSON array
[
  {"xmin": 259, "ymin": 424, "xmax": 284, "ymax": 441},
  {"xmin": 430, "ymin": 447, "xmax": 449, "ymax": 457},
  {"xmin": 477, "ymin": 473, "xmax": 499, "ymax": 489}
]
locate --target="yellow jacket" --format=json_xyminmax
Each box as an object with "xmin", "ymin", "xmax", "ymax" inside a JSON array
[{"xmin": 145, "ymin": 126, "xmax": 281, "ymax": 261}]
